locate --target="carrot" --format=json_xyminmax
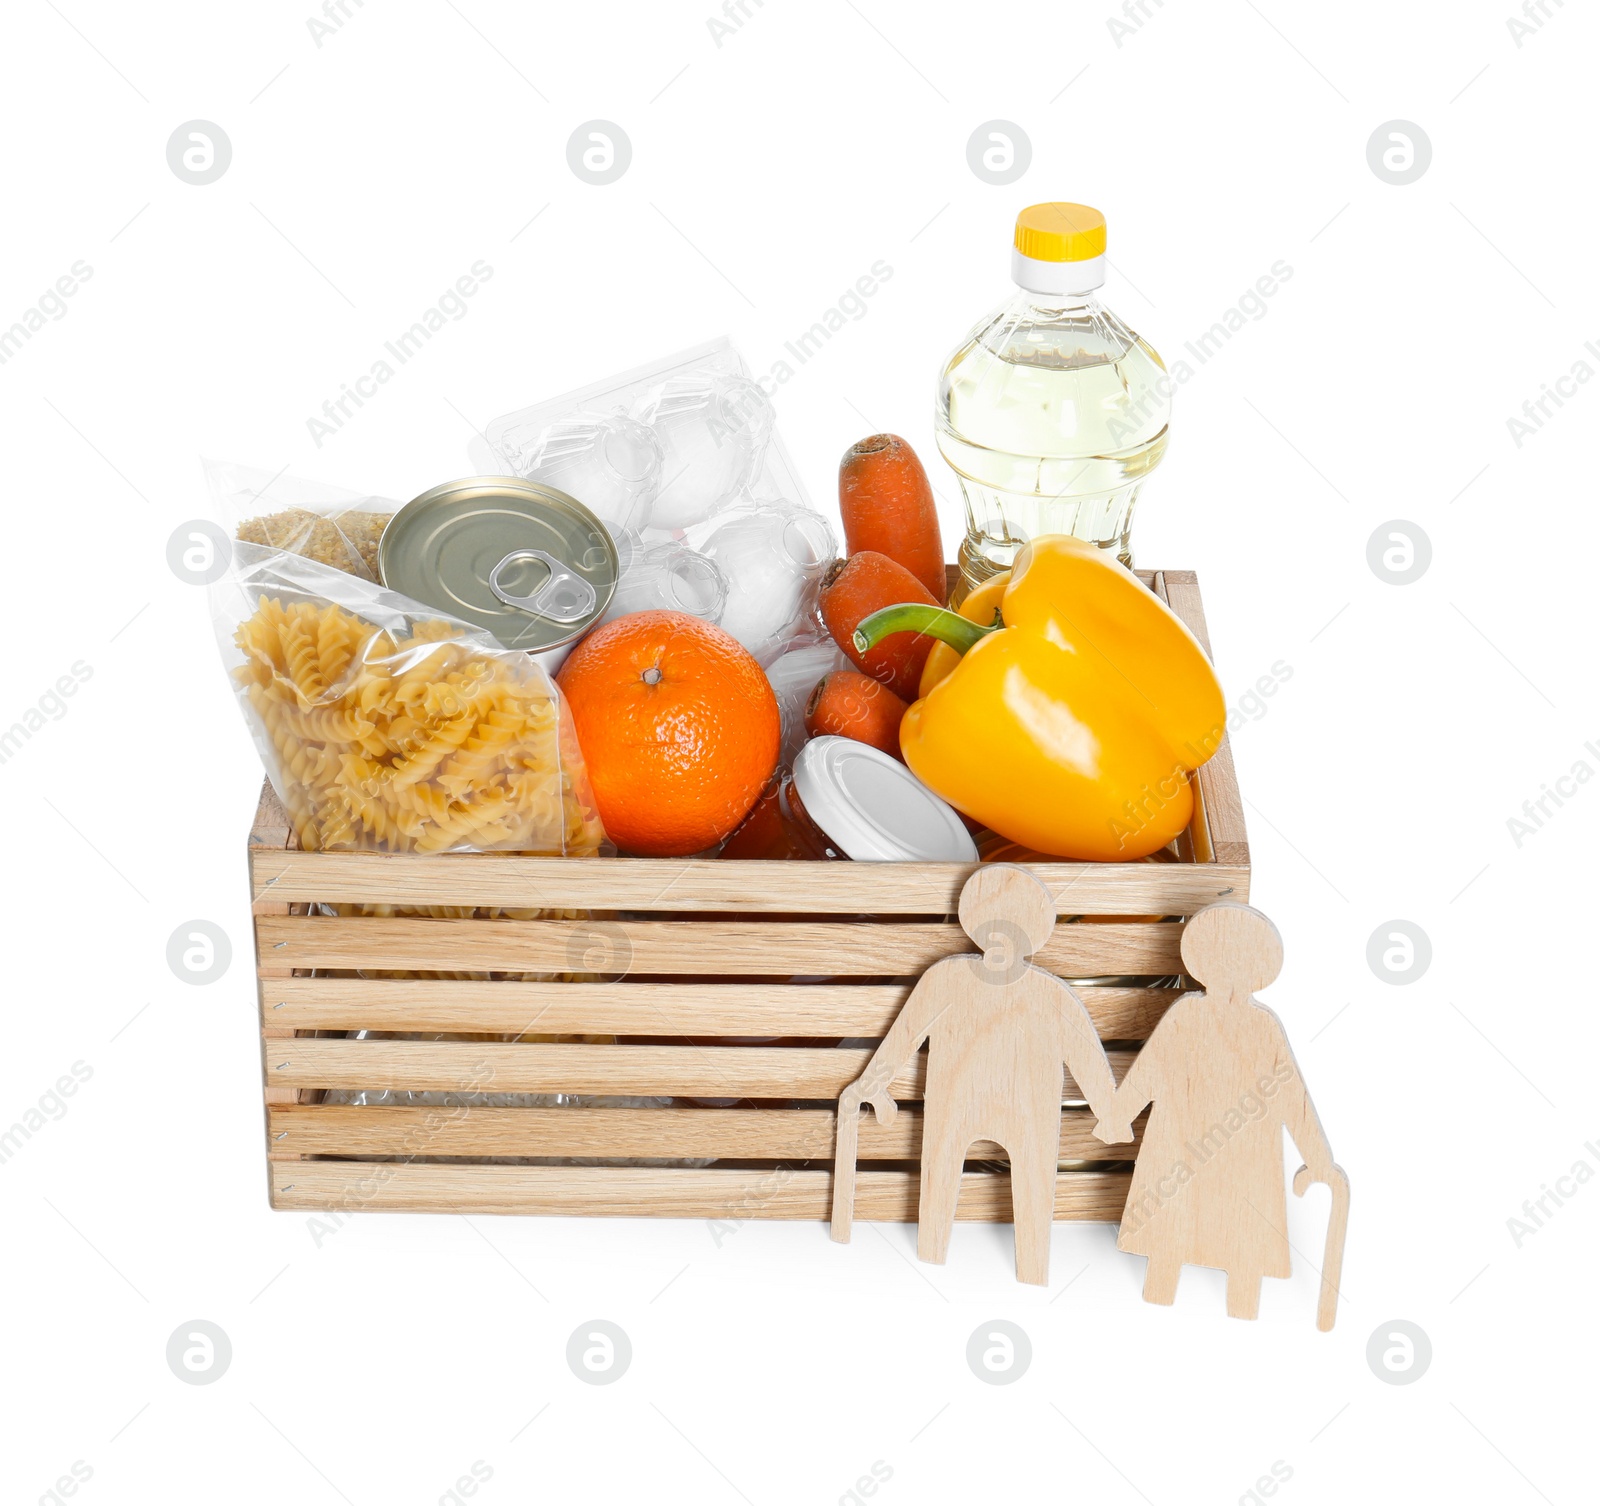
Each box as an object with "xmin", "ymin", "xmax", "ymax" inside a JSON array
[
  {"xmin": 805, "ymin": 671, "xmax": 908, "ymax": 760},
  {"xmin": 838, "ymin": 434, "xmax": 947, "ymax": 604},
  {"xmin": 820, "ymin": 551, "xmax": 940, "ymax": 701}
]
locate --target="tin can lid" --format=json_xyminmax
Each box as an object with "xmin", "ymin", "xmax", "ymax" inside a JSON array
[
  {"xmin": 379, "ymin": 478, "xmax": 618, "ymax": 653},
  {"xmin": 792, "ymin": 737, "xmax": 978, "ymax": 863}
]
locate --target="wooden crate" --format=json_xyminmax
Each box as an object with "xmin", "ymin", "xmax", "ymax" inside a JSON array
[{"xmin": 249, "ymin": 570, "xmax": 1247, "ymax": 1223}]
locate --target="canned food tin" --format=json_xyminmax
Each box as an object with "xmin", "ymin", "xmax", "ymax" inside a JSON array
[{"xmin": 379, "ymin": 477, "xmax": 618, "ymax": 667}]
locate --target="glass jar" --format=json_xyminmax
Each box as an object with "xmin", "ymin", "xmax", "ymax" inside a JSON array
[
  {"xmin": 719, "ymin": 738, "xmax": 979, "ymax": 862},
  {"xmin": 719, "ymin": 773, "xmax": 844, "ymax": 860}
]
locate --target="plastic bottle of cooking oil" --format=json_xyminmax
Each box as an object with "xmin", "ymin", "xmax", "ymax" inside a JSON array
[{"xmin": 937, "ymin": 202, "xmax": 1169, "ymax": 599}]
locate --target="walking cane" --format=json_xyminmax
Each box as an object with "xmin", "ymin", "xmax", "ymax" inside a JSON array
[
  {"xmin": 1294, "ymin": 1163, "xmax": 1351, "ymax": 1332},
  {"xmin": 831, "ymin": 1097, "xmax": 862, "ymax": 1243}
]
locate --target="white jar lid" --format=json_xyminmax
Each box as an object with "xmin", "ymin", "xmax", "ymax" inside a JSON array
[{"xmin": 792, "ymin": 737, "xmax": 979, "ymax": 862}]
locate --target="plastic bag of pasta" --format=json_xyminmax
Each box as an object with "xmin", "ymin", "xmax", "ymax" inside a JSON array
[
  {"xmin": 213, "ymin": 541, "xmax": 606, "ymax": 855},
  {"xmin": 206, "ymin": 458, "xmax": 396, "ymax": 580}
]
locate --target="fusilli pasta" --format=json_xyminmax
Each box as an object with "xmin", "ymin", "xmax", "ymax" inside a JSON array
[{"xmin": 236, "ymin": 596, "xmax": 603, "ymax": 855}]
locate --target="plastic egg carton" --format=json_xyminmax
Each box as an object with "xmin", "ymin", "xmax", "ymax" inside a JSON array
[
  {"xmin": 467, "ymin": 335, "xmax": 814, "ymax": 529},
  {"xmin": 469, "ymin": 337, "xmax": 834, "ymax": 665}
]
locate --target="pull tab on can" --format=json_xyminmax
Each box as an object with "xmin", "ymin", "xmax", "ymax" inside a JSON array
[{"xmin": 488, "ymin": 548, "xmax": 597, "ymax": 624}]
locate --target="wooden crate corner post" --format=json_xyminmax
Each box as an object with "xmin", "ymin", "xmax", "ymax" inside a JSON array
[{"xmin": 249, "ymin": 782, "xmax": 310, "ymax": 1211}]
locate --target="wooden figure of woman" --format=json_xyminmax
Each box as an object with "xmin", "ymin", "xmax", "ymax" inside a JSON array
[{"xmin": 1092, "ymin": 902, "xmax": 1350, "ymax": 1328}]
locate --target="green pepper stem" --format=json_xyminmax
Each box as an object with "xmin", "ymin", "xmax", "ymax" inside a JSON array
[{"xmin": 852, "ymin": 603, "xmax": 1000, "ymax": 658}]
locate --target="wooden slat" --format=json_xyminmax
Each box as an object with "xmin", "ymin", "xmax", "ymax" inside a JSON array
[
  {"xmin": 268, "ymin": 1103, "xmax": 1143, "ymax": 1161},
  {"xmin": 262, "ymin": 978, "xmax": 1180, "ymax": 1040},
  {"xmin": 269, "ymin": 1161, "xmax": 1132, "ymax": 1221},
  {"xmin": 263, "ymin": 1040, "xmax": 1136, "ymax": 1098},
  {"xmin": 1163, "ymin": 575, "xmax": 1250, "ymax": 871},
  {"xmin": 254, "ymin": 916, "xmax": 1184, "ymax": 976},
  {"xmin": 249, "ymin": 846, "xmax": 1244, "ymax": 914}
]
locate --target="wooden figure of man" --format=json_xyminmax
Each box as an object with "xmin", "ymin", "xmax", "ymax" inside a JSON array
[
  {"xmin": 834, "ymin": 865, "xmax": 1120, "ymax": 1286},
  {"xmin": 1093, "ymin": 902, "xmax": 1350, "ymax": 1328}
]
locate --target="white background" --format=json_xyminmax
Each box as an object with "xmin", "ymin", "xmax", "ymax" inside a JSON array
[{"xmin": 2, "ymin": 0, "xmax": 1596, "ymax": 1502}]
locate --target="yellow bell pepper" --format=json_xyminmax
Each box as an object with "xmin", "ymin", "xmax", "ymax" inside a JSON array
[{"xmin": 852, "ymin": 535, "xmax": 1225, "ymax": 860}]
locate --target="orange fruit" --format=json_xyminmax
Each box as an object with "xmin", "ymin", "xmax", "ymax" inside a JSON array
[{"xmin": 557, "ymin": 610, "xmax": 780, "ymax": 857}]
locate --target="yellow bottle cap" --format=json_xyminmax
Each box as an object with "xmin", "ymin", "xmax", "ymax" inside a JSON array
[{"xmin": 1013, "ymin": 203, "xmax": 1106, "ymax": 263}]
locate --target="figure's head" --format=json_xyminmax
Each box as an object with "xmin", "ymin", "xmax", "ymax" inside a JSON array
[
  {"xmin": 958, "ymin": 864, "xmax": 1056, "ymax": 971},
  {"xmin": 1180, "ymin": 903, "xmax": 1283, "ymax": 994}
]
